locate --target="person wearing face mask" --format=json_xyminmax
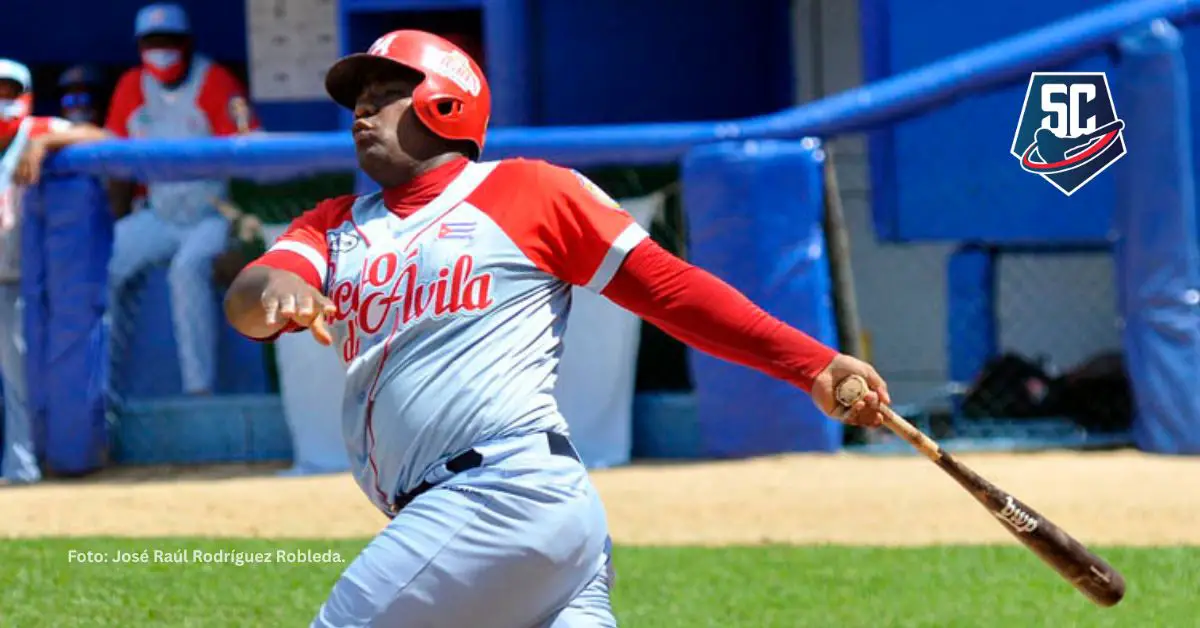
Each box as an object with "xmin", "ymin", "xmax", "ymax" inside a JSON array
[
  {"xmin": 103, "ymin": 3, "xmax": 261, "ymax": 398},
  {"xmin": 57, "ymin": 65, "xmax": 108, "ymax": 127},
  {"xmin": 0, "ymin": 59, "xmax": 107, "ymax": 485}
]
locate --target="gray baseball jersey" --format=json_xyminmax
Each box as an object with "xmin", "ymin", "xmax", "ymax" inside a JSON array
[{"xmin": 261, "ymin": 158, "xmax": 649, "ymax": 514}]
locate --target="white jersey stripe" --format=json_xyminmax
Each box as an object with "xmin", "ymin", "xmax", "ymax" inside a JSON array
[
  {"xmin": 584, "ymin": 222, "xmax": 650, "ymax": 292},
  {"xmin": 270, "ymin": 240, "xmax": 328, "ymax": 285}
]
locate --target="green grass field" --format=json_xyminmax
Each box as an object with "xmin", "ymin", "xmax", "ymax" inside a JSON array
[{"xmin": 0, "ymin": 539, "xmax": 1191, "ymax": 627}]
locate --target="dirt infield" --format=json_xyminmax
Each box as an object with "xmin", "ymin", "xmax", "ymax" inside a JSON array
[{"xmin": 1, "ymin": 450, "xmax": 1195, "ymax": 546}]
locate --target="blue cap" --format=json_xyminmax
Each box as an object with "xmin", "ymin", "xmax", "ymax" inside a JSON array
[
  {"xmin": 58, "ymin": 65, "xmax": 105, "ymax": 89},
  {"xmin": 135, "ymin": 3, "xmax": 191, "ymax": 39},
  {"xmin": 0, "ymin": 59, "xmax": 31, "ymax": 92}
]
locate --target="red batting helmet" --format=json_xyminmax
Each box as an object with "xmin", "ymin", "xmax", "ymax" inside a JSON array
[{"xmin": 325, "ymin": 30, "xmax": 491, "ymax": 158}]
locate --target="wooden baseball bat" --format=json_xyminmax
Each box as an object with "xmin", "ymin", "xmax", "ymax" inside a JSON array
[{"xmin": 835, "ymin": 374, "xmax": 1126, "ymax": 607}]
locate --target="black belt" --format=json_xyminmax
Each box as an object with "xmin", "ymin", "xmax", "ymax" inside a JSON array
[{"xmin": 388, "ymin": 431, "xmax": 580, "ymax": 516}]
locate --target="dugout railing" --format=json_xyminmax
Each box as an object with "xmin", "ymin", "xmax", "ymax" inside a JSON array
[{"xmin": 24, "ymin": 0, "xmax": 1200, "ymax": 474}]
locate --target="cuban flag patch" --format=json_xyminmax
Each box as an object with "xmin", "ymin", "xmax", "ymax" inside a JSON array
[{"xmin": 438, "ymin": 221, "xmax": 476, "ymax": 240}]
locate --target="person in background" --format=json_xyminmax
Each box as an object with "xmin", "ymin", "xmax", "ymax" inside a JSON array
[
  {"xmin": 0, "ymin": 59, "xmax": 107, "ymax": 485},
  {"xmin": 57, "ymin": 65, "xmax": 108, "ymax": 127},
  {"xmin": 103, "ymin": 2, "xmax": 260, "ymax": 397},
  {"xmin": 60, "ymin": 65, "xmax": 153, "ymax": 215}
]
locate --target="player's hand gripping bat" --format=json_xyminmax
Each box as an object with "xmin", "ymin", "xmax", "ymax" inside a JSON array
[{"xmin": 834, "ymin": 374, "xmax": 1126, "ymax": 607}]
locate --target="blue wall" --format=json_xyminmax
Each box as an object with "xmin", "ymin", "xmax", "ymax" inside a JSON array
[
  {"xmin": 2, "ymin": 0, "xmax": 248, "ymax": 66},
  {"xmin": 4, "ymin": 0, "xmax": 339, "ymax": 131},
  {"xmin": 341, "ymin": 0, "xmax": 796, "ymax": 127},
  {"xmin": 861, "ymin": 0, "xmax": 1200, "ymax": 243},
  {"xmin": 531, "ymin": 0, "xmax": 794, "ymax": 125},
  {"xmin": 6, "ymin": 0, "xmax": 795, "ymax": 133},
  {"xmin": 0, "ymin": 0, "xmax": 327, "ymax": 128}
]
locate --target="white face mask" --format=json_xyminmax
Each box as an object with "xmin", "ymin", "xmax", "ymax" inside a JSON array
[
  {"xmin": 0, "ymin": 98, "xmax": 27, "ymax": 121},
  {"xmin": 142, "ymin": 48, "xmax": 183, "ymax": 70}
]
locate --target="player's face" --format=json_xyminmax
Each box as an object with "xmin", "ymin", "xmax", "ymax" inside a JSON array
[
  {"xmin": 353, "ymin": 72, "xmax": 446, "ymax": 187},
  {"xmin": 353, "ymin": 76, "xmax": 418, "ymax": 138}
]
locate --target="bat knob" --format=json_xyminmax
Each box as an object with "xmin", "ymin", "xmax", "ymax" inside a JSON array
[
  {"xmin": 835, "ymin": 374, "xmax": 869, "ymax": 407},
  {"xmin": 1082, "ymin": 567, "xmax": 1127, "ymax": 607}
]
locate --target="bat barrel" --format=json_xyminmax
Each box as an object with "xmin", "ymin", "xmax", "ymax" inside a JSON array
[
  {"xmin": 938, "ymin": 452, "xmax": 1127, "ymax": 608},
  {"xmin": 833, "ymin": 375, "xmax": 1127, "ymax": 608}
]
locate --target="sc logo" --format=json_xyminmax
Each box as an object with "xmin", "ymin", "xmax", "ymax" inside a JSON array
[
  {"xmin": 1040, "ymin": 82, "xmax": 1098, "ymax": 138},
  {"xmin": 1011, "ymin": 72, "xmax": 1127, "ymax": 196}
]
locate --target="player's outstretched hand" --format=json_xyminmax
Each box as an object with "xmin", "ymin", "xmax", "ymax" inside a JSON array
[
  {"xmin": 261, "ymin": 271, "xmax": 337, "ymax": 346},
  {"xmin": 810, "ymin": 354, "xmax": 891, "ymax": 427}
]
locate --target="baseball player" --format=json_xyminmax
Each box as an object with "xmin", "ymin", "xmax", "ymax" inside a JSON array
[
  {"xmin": 225, "ymin": 30, "xmax": 891, "ymax": 627},
  {"xmin": 104, "ymin": 2, "xmax": 259, "ymax": 396},
  {"xmin": 0, "ymin": 59, "xmax": 107, "ymax": 485}
]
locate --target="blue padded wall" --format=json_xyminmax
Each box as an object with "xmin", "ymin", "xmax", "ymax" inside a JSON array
[
  {"xmin": 20, "ymin": 176, "xmax": 112, "ymax": 475},
  {"xmin": 20, "ymin": 172, "xmax": 270, "ymax": 474},
  {"xmin": 681, "ymin": 139, "xmax": 842, "ymax": 457},
  {"xmin": 1112, "ymin": 21, "xmax": 1200, "ymax": 454}
]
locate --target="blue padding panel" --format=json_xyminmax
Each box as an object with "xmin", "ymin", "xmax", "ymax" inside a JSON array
[
  {"xmin": 631, "ymin": 393, "xmax": 701, "ymax": 459},
  {"xmin": 946, "ymin": 247, "xmax": 999, "ymax": 383},
  {"xmin": 20, "ymin": 185, "xmax": 49, "ymax": 464},
  {"xmin": 119, "ymin": 269, "xmax": 269, "ymax": 399},
  {"xmin": 114, "ymin": 395, "xmax": 291, "ymax": 465},
  {"xmin": 1112, "ymin": 22, "xmax": 1200, "ymax": 454},
  {"xmin": 681, "ymin": 139, "xmax": 842, "ymax": 456},
  {"xmin": 22, "ymin": 175, "xmax": 112, "ymax": 475}
]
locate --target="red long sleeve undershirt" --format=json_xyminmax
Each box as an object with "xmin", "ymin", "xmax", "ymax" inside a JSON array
[{"xmin": 601, "ymin": 238, "xmax": 838, "ymax": 393}]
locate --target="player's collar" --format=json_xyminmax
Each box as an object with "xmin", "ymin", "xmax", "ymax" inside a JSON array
[{"xmin": 382, "ymin": 156, "xmax": 469, "ymax": 218}]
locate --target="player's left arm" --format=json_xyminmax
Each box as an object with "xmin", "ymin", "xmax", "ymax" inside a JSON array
[
  {"xmin": 197, "ymin": 65, "xmax": 262, "ymax": 136},
  {"xmin": 14, "ymin": 118, "xmax": 111, "ymax": 186},
  {"xmin": 535, "ymin": 163, "xmax": 889, "ymax": 422}
]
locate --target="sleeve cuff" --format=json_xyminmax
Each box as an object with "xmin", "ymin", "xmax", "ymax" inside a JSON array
[{"xmin": 253, "ymin": 246, "xmax": 326, "ymax": 291}]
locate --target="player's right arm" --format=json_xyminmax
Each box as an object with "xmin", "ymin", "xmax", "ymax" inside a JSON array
[
  {"xmin": 500, "ymin": 160, "xmax": 890, "ymax": 426},
  {"xmin": 224, "ymin": 196, "xmax": 353, "ymax": 344}
]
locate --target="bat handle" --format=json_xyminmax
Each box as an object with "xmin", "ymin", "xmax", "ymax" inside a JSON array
[
  {"xmin": 879, "ymin": 407, "xmax": 942, "ymax": 461},
  {"xmin": 836, "ymin": 375, "xmax": 942, "ymax": 461}
]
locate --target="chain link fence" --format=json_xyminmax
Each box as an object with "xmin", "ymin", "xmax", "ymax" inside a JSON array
[
  {"xmin": 105, "ymin": 173, "xmax": 355, "ymax": 405},
  {"xmin": 106, "ymin": 173, "xmax": 356, "ymax": 463},
  {"xmin": 825, "ymin": 134, "xmax": 1132, "ymax": 449}
]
